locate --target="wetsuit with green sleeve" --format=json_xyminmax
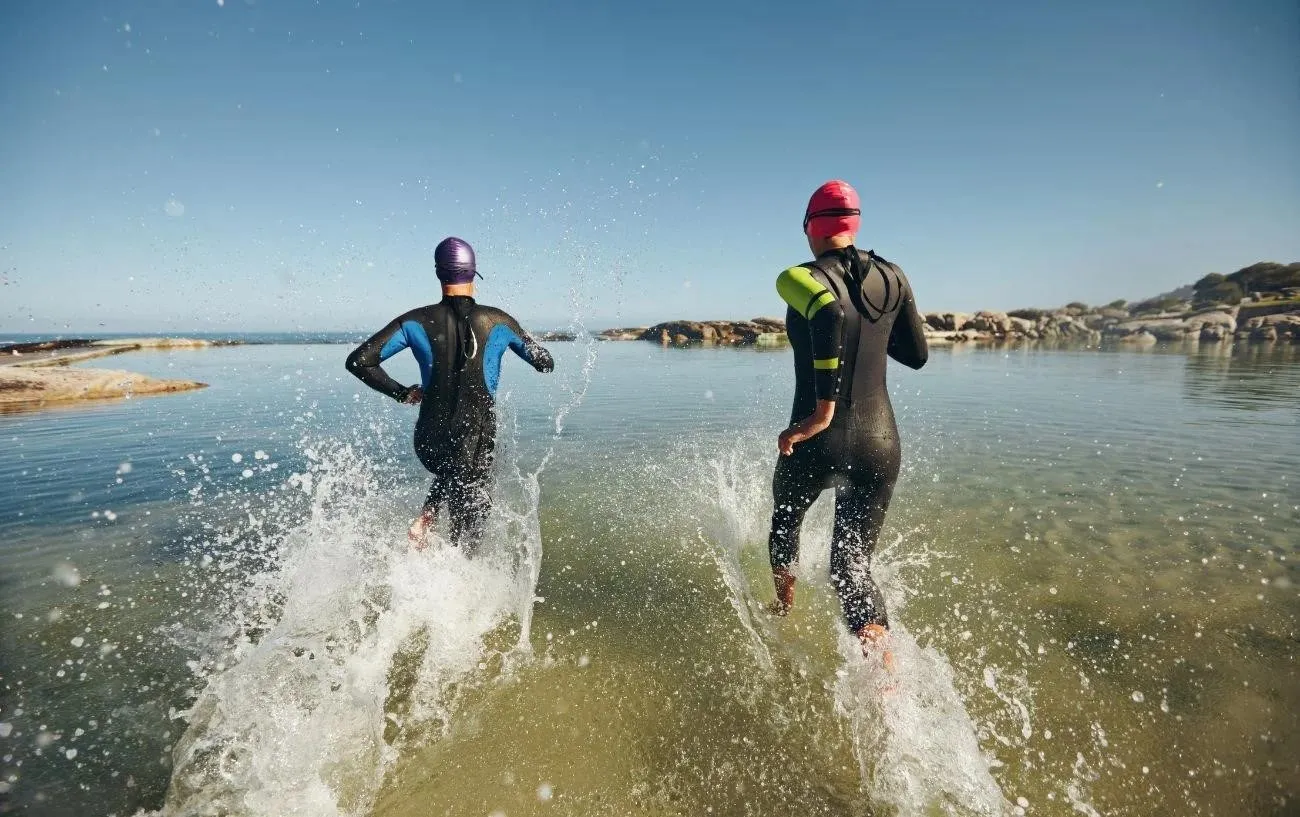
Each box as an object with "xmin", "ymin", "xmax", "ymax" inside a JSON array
[
  {"xmin": 346, "ymin": 295, "xmax": 554, "ymax": 550},
  {"xmin": 769, "ymin": 246, "xmax": 928, "ymax": 632}
]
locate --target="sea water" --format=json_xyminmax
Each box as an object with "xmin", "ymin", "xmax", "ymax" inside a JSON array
[{"xmin": 0, "ymin": 340, "xmax": 1296, "ymax": 816}]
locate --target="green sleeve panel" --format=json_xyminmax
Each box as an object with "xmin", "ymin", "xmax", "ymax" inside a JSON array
[
  {"xmin": 776, "ymin": 266, "xmax": 836, "ymax": 320},
  {"xmin": 776, "ymin": 265, "xmax": 846, "ymax": 401}
]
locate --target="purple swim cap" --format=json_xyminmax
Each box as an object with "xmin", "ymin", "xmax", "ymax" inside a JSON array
[{"xmin": 434, "ymin": 236, "xmax": 482, "ymax": 284}]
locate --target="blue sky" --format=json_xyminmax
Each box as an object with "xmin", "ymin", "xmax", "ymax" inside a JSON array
[{"xmin": 2, "ymin": 0, "xmax": 1297, "ymax": 333}]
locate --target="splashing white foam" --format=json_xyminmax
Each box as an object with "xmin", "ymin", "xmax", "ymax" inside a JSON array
[
  {"xmin": 149, "ymin": 440, "xmax": 542, "ymax": 817},
  {"xmin": 684, "ymin": 433, "xmax": 1013, "ymax": 815},
  {"xmin": 833, "ymin": 624, "xmax": 1011, "ymax": 816}
]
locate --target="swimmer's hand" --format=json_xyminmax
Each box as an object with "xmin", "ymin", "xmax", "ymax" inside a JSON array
[
  {"xmin": 401, "ymin": 386, "xmax": 423, "ymax": 405},
  {"xmin": 778, "ymin": 400, "xmax": 835, "ymax": 455}
]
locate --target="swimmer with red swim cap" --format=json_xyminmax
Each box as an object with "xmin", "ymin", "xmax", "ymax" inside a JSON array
[{"xmin": 768, "ymin": 180, "xmax": 930, "ymax": 666}]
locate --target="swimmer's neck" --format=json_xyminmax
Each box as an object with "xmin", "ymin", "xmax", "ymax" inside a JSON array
[
  {"xmin": 808, "ymin": 234, "xmax": 856, "ymax": 256},
  {"xmin": 441, "ymin": 283, "xmax": 475, "ymax": 298}
]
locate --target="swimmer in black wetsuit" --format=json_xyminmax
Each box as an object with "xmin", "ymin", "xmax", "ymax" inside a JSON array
[
  {"xmin": 345, "ymin": 237, "xmax": 554, "ymax": 552},
  {"xmin": 768, "ymin": 180, "xmax": 928, "ymax": 661}
]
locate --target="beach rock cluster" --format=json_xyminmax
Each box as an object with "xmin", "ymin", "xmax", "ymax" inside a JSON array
[
  {"xmin": 1100, "ymin": 308, "xmax": 1240, "ymax": 343},
  {"xmin": 1236, "ymin": 312, "xmax": 1300, "ymax": 343},
  {"xmin": 922, "ymin": 310, "xmax": 1099, "ymax": 343},
  {"xmin": 1097, "ymin": 306, "xmax": 1300, "ymax": 343},
  {"xmin": 0, "ymin": 337, "xmax": 217, "ymax": 412},
  {"xmin": 599, "ymin": 303, "xmax": 1300, "ymax": 348},
  {"xmin": 599, "ymin": 318, "xmax": 787, "ymax": 346}
]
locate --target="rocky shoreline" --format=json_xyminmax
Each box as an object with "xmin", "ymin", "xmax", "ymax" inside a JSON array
[
  {"xmin": 0, "ymin": 338, "xmax": 216, "ymax": 412},
  {"xmin": 598, "ymin": 318, "xmax": 789, "ymax": 346},
  {"xmin": 2, "ymin": 337, "xmax": 235, "ymax": 367},
  {"xmin": 598, "ymin": 301, "xmax": 1300, "ymax": 347}
]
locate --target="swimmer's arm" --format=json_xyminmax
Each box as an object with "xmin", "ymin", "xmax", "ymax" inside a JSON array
[
  {"xmin": 887, "ymin": 291, "xmax": 929, "ymax": 369},
  {"xmin": 778, "ymin": 399, "xmax": 835, "ymax": 456},
  {"xmin": 345, "ymin": 318, "xmax": 417, "ymax": 401},
  {"xmin": 775, "ymin": 266, "xmax": 846, "ymax": 400},
  {"xmin": 775, "ymin": 266, "xmax": 844, "ymax": 454},
  {"xmin": 503, "ymin": 316, "xmax": 555, "ymax": 373}
]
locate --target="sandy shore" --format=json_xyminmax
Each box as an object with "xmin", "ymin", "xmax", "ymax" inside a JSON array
[{"xmin": 0, "ymin": 338, "xmax": 214, "ymax": 412}]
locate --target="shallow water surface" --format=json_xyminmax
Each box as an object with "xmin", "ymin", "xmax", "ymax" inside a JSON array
[{"xmin": 0, "ymin": 340, "xmax": 1296, "ymax": 816}]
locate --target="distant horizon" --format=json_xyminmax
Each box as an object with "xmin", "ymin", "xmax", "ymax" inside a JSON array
[
  {"xmin": 3, "ymin": 254, "xmax": 1295, "ymax": 339},
  {"xmin": 4, "ymin": 1, "xmax": 1297, "ymax": 333}
]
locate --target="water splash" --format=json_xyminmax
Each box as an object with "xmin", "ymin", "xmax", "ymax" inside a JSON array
[
  {"xmin": 149, "ymin": 440, "xmax": 538, "ymax": 817},
  {"xmin": 832, "ymin": 624, "xmax": 1012, "ymax": 816},
  {"xmin": 692, "ymin": 433, "xmax": 778, "ymax": 673},
  {"xmin": 679, "ymin": 432, "xmax": 1015, "ymax": 815}
]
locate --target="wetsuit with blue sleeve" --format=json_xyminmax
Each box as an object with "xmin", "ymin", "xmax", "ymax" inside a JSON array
[
  {"xmin": 346, "ymin": 295, "xmax": 554, "ymax": 550},
  {"xmin": 769, "ymin": 246, "xmax": 928, "ymax": 633}
]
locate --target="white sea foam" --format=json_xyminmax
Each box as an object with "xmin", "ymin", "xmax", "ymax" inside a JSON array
[
  {"xmin": 688, "ymin": 434, "xmax": 1017, "ymax": 815},
  {"xmin": 147, "ymin": 440, "xmax": 542, "ymax": 817}
]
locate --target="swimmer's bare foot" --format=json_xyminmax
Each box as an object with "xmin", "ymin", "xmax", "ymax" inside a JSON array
[
  {"xmin": 408, "ymin": 509, "xmax": 436, "ymax": 549},
  {"xmin": 770, "ymin": 566, "xmax": 796, "ymax": 617},
  {"xmin": 858, "ymin": 623, "xmax": 897, "ymax": 674}
]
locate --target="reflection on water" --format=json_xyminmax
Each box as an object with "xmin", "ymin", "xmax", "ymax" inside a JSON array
[
  {"xmin": 1180, "ymin": 342, "xmax": 1300, "ymax": 414},
  {"xmin": 0, "ymin": 342, "xmax": 1297, "ymax": 816}
]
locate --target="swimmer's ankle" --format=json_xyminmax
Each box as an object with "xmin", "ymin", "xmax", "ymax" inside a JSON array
[
  {"xmin": 408, "ymin": 509, "xmax": 437, "ymax": 547},
  {"xmin": 856, "ymin": 623, "xmax": 896, "ymax": 671},
  {"xmin": 772, "ymin": 566, "xmax": 796, "ymax": 614}
]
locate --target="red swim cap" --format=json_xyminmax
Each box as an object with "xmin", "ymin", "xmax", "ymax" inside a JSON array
[{"xmin": 803, "ymin": 180, "xmax": 861, "ymax": 239}]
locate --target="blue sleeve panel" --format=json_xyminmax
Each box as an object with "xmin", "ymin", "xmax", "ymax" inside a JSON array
[
  {"xmin": 483, "ymin": 323, "xmax": 523, "ymax": 396},
  {"xmin": 377, "ymin": 320, "xmax": 436, "ymax": 389},
  {"xmin": 378, "ymin": 327, "xmax": 409, "ymax": 361}
]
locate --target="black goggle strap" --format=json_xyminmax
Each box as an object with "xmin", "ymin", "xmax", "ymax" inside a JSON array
[{"xmin": 803, "ymin": 206, "xmax": 861, "ymax": 230}]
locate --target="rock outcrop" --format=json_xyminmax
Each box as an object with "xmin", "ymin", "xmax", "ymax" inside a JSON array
[
  {"xmin": 0, "ymin": 366, "xmax": 207, "ymax": 412},
  {"xmin": 3, "ymin": 337, "xmax": 228, "ymax": 368},
  {"xmin": 597, "ymin": 303, "xmax": 1300, "ymax": 347},
  {"xmin": 0, "ymin": 337, "xmax": 221, "ymax": 413},
  {"xmin": 1237, "ymin": 312, "xmax": 1300, "ymax": 342},
  {"xmin": 600, "ymin": 318, "xmax": 787, "ymax": 346}
]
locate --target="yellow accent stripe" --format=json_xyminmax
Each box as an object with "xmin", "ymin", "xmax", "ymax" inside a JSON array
[
  {"xmin": 806, "ymin": 291, "xmax": 836, "ymax": 319},
  {"xmin": 813, "ymin": 357, "xmax": 840, "ymax": 370},
  {"xmin": 776, "ymin": 266, "xmax": 834, "ymax": 320}
]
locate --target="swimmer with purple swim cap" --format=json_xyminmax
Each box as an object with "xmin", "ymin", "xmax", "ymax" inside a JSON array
[{"xmin": 346, "ymin": 237, "xmax": 554, "ymax": 551}]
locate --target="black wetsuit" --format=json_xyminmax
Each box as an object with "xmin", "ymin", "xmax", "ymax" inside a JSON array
[
  {"xmin": 346, "ymin": 296, "xmax": 554, "ymax": 549},
  {"xmin": 769, "ymin": 246, "xmax": 928, "ymax": 632}
]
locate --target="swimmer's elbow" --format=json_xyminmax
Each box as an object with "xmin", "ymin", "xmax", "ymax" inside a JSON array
[
  {"xmin": 888, "ymin": 341, "xmax": 928, "ymax": 370},
  {"xmin": 344, "ymin": 347, "xmax": 375, "ymax": 379},
  {"xmin": 907, "ymin": 345, "xmax": 929, "ymax": 370}
]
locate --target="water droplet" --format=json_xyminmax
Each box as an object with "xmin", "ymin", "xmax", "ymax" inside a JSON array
[{"xmin": 53, "ymin": 563, "xmax": 81, "ymax": 587}]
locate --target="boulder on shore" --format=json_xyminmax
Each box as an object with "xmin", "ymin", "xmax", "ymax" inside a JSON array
[
  {"xmin": 602, "ymin": 318, "xmax": 787, "ymax": 346},
  {"xmin": 598, "ymin": 303, "xmax": 1299, "ymax": 347}
]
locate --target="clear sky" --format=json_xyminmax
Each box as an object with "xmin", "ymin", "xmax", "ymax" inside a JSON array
[{"xmin": 2, "ymin": 0, "xmax": 1298, "ymax": 333}]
